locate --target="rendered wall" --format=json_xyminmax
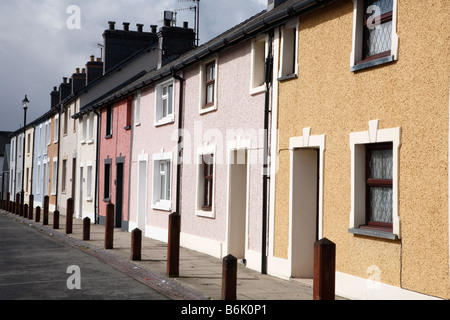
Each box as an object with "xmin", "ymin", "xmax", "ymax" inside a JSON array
[{"xmin": 273, "ymin": 0, "xmax": 450, "ymax": 298}]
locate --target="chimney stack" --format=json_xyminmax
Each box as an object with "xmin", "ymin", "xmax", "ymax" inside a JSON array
[
  {"xmin": 51, "ymin": 86, "xmax": 60, "ymax": 108},
  {"xmin": 60, "ymin": 77, "xmax": 72, "ymax": 101},
  {"xmin": 85, "ymin": 55, "xmax": 103, "ymax": 85},
  {"xmin": 71, "ymin": 68, "xmax": 86, "ymax": 94},
  {"xmin": 267, "ymin": 0, "xmax": 288, "ymax": 11}
]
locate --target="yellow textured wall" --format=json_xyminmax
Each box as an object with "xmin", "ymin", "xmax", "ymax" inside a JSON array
[{"xmin": 274, "ymin": 0, "xmax": 450, "ymax": 298}]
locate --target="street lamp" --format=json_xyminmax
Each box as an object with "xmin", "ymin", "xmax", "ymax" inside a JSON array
[{"xmin": 21, "ymin": 95, "xmax": 29, "ymax": 206}]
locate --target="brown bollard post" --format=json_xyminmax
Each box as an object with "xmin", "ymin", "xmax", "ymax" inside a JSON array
[
  {"xmin": 313, "ymin": 238, "xmax": 336, "ymax": 301},
  {"xmin": 131, "ymin": 228, "xmax": 142, "ymax": 261},
  {"xmin": 83, "ymin": 217, "xmax": 91, "ymax": 241},
  {"xmin": 105, "ymin": 203, "xmax": 115, "ymax": 249},
  {"xmin": 28, "ymin": 194, "xmax": 34, "ymax": 220},
  {"xmin": 23, "ymin": 204, "xmax": 28, "ymax": 219},
  {"xmin": 35, "ymin": 206, "xmax": 41, "ymax": 223},
  {"xmin": 222, "ymin": 254, "xmax": 237, "ymax": 300},
  {"xmin": 167, "ymin": 213, "xmax": 181, "ymax": 278},
  {"xmin": 43, "ymin": 196, "xmax": 49, "ymax": 225},
  {"xmin": 66, "ymin": 198, "xmax": 74, "ymax": 234},
  {"xmin": 53, "ymin": 210, "xmax": 60, "ymax": 230}
]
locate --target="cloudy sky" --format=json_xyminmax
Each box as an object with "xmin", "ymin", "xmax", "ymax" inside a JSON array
[{"xmin": 0, "ymin": 0, "xmax": 267, "ymax": 132}]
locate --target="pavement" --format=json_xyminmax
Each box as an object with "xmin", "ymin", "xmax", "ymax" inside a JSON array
[{"xmin": 0, "ymin": 209, "xmax": 345, "ymax": 301}]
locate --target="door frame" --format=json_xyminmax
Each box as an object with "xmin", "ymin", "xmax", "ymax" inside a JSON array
[
  {"xmin": 115, "ymin": 157, "xmax": 125, "ymax": 229},
  {"xmin": 289, "ymin": 129, "xmax": 325, "ymax": 278}
]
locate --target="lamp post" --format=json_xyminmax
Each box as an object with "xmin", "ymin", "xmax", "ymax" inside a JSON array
[{"xmin": 21, "ymin": 95, "xmax": 29, "ymax": 206}]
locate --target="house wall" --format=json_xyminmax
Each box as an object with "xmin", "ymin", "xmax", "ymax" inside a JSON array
[
  {"xmin": 98, "ymin": 98, "xmax": 132, "ymax": 229},
  {"xmin": 128, "ymin": 83, "xmax": 179, "ymax": 239},
  {"xmin": 181, "ymin": 40, "xmax": 266, "ymax": 268},
  {"xmin": 47, "ymin": 113, "xmax": 59, "ymax": 210},
  {"xmin": 58, "ymin": 100, "xmax": 78, "ymax": 216},
  {"xmin": 272, "ymin": 0, "xmax": 450, "ymax": 299}
]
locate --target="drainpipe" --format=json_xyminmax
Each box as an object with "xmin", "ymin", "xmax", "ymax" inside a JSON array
[
  {"xmin": 93, "ymin": 109, "xmax": 101, "ymax": 224},
  {"xmin": 55, "ymin": 108, "xmax": 61, "ymax": 210},
  {"xmin": 262, "ymin": 30, "xmax": 274, "ymax": 275},
  {"xmin": 171, "ymin": 67, "xmax": 184, "ymax": 216}
]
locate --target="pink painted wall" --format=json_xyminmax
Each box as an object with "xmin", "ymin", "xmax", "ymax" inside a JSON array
[
  {"xmin": 98, "ymin": 97, "xmax": 132, "ymax": 226},
  {"xmin": 181, "ymin": 40, "xmax": 266, "ymax": 253}
]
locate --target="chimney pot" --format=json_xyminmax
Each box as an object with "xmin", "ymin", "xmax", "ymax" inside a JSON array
[
  {"xmin": 82, "ymin": 68, "xmax": 86, "ymax": 74},
  {"xmin": 63, "ymin": 77, "xmax": 68, "ymax": 84},
  {"xmin": 183, "ymin": 21, "xmax": 189, "ymax": 29},
  {"xmin": 108, "ymin": 21, "xmax": 116, "ymax": 30},
  {"xmin": 90, "ymin": 55, "xmax": 95, "ymax": 62},
  {"xmin": 137, "ymin": 24, "xmax": 144, "ymax": 32},
  {"xmin": 76, "ymin": 68, "xmax": 80, "ymax": 74},
  {"xmin": 151, "ymin": 25, "xmax": 157, "ymax": 33},
  {"xmin": 123, "ymin": 22, "xmax": 130, "ymax": 31},
  {"xmin": 97, "ymin": 58, "xmax": 102, "ymax": 62}
]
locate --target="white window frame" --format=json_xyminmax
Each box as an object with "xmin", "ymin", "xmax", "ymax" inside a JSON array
[
  {"xmin": 86, "ymin": 164, "xmax": 93, "ymax": 201},
  {"xmin": 199, "ymin": 57, "xmax": 219, "ymax": 114},
  {"xmin": 51, "ymin": 157, "xmax": 58, "ymax": 195},
  {"xmin": 250, "ymin": 34, "xmax": 268, "ymax": 95},
  {"xmin": 155, "ymin": 79, "xmax": 175, "ymax": 126},
  {"xmin": 350, "ymin": 0, "xmax": 399, "ymax": 72},
  {"xmin": 54, "ymin": 114, "xmax": 59, "ymax": 143},
  {"xmin": 36, "ymin": 162, "xmax": 41, "ymax": 195},
  {"xmin": 81, "ymin": 115, "xmax": 87, "ymax": 143},
  {"xmin": 87, "ymin": 113, "xmax": 94, "ymax": 143},
  {"xmin": 151, "ymin": 151, "xmax": 173, "ymax": 212},
  {"xmin": 349, "ymin": 120, "xmax": 401, "ymax": 239},
  {"xmin": 279, "ymin": 18, "xmax": 299, "ymax": 79},
  {"xmin": 134, "ymin": 91, "xmax": 141, "ymax": 126},
  {"xmin": 195, "ymin": 144, "xmax": 216, "ymax": 218}
]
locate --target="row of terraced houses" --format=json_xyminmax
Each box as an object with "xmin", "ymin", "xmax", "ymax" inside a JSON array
[{"xmin": 3, "ymin": 0, "xmax": 449, "ymax": 300}]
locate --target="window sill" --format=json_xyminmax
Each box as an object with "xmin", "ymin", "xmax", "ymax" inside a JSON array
[
  {"xmin": 152, "ymin": 202, "xmax": 171, "ymax": 212},
  {"xmin": 86, "ymin": 197, "xmax": 93, "ymax": 202},
  {"xmin": 154, "ymin": 116, "xmax": 175, "ymax": 127},
  {"xmin": 124, "ymin": 126, "xmax": 131, "ymax": 131},
  {"xmin": 86, "ymin": 139, "xmax": 94, "ymax": 145},
  {"xmin": 196, "ymin": 209, "xmax": 215, "ymax": 219},
  {"xmin": 350, "ymin": 55, "xmax": 395, "ymax": 72},
  {"xmin": 105, "ymin": 135, "xmax": 112, "ymax": 140},
  {"xmin": 199, "ymin": 105, "xmax": 217, "ymax": 115},
  {"xmin": 348, "ymin": 227, "xmax": 398, "ymax": 240},
  {"xmin": 250, "ymin": 85, "xmax": 266, "ymax": 96},
  {"xmin": 277, "ymin": 73, "xmax": 298, "ymax": 82},
  {"xmin": 103, "ymin": 198, "xmax": 111, "ymax": 203}
]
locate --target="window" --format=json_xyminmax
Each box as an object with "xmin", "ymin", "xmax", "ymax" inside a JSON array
[
  {"xmin": 279, "ymin": 19, "xmax": 298, "ymax": 79},
  {"xmin": 363, "ymin": 143, "xmax": 393, "ymax": 231},
  {"xmin": 155, "ymin": 80, "xmax": 174, "ymax": 125},
  {"xmin": 104, "ymin": 160, "xmax": 111, "ymax": 201},
  {"xmin": 106, "ymin": 106, "xmax": 113, "ymax": 138},
  {"xmin": 38, "ymin": 126, "xmax": 42, "ymax": 157},
  {"xmin": 26, "ymin": 168, "xmax": 29, "ymax": 193},
  {"xmin": 202, "ymin": 154, "xmax": 214, "ymax": 211},
  {"xmin": 88, "ymin": 113, "xmax": 94, "ymax": 142},
  {"xmin": 63, "ymin": 108, "xmax": 68, "ymax": 135},
  {"xmin": 196, "ymin": 146, "xmax": 216, "ymax": 218},
  {"xmin": 51, "ymin": 158, "xmax": 57, "ymax": 195},
  {"xmin": 134, "ymin": 91, "xmax": 141, "ymax": 125},
  {"xmin": 152, "ymin": 153, "xmax": 172, "ymax": 211},
  {"xmin": 349, "ymin": 120, "xmax": 400, "ymax": 240},
  {"xmin": 82, "ymin": 116, "xmax": 87, "ymax": 142},
  {"xmin": 199, "ymin": 59, "xmax": 218, "ymax": 113},
  {"xmin": 86, "ymin": 165, "xmax": 93, "ymax": 200},
  {"xmin": 62, "ymin": 159, "xmax": 67, "ymax": 193},
  {"xmin": 250, "ymin": 36, "xmax": 267, "ymax": 93},
  {"xmin": 54, "ymin": 115, "xmax": 59, "ymax": 143},
  {"xmin": 27, "ymin": 133, "xmax": 31, "ymax": 154},
  {"xmin": 350, "ymin": 0, "xmax": 398, "ymax": 71},
  {"xmin": 37, "ymin": 163, "xmax": 41, "ymax": 194}
]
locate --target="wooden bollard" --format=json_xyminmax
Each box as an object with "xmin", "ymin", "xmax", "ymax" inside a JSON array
[
  {"xmin": 35, "ymin": 206, "xmax": 41, "ymax": 223},
  {"xmin": 23, "ymin": 204, "xmax": 28, "ymax": 219},
  {"xmin": 28, "ymin": 194, "xmax": 34, "ymax": 220},
  {"xmin": 167, "ymin": 213, "xmax": 181, "ymax": 277},
  {"xmin": 83, "ymin": 217, "xmax": 91, "ymax": 241},
  {"xmin": 313, "ymin": 238, "xmax": 336, "ymax": 300},
  {"xmin": 105, "ymin": 203, "xmax": 115, "ymax": 249},
  {"xmin": 131, "ymin": 228, "xmax": 142, "ymax": 261},
  {"xmin": 43, "ymin": 196, "xmax": 49, "ymax": 226},
  {"xmin": 222, "ymin": 254, "xmax": 237, "ymax": 300},
  {"xmin": 66, "ymin": 198, "xmax": 74, "ymax": 234},
  {"xmin": 53, "ymin": 210, "xmax": 60, "ymax": 230}
]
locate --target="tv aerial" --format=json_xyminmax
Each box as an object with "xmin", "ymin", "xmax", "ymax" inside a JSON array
[{"xmin": 175, "ymin": 0, "xmax": 200, "ymax": 47}]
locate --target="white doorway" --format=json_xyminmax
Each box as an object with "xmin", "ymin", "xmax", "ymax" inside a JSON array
[
  {"xmin": 137, "ymin": 158, "xmax": 148, "ymax": 231},
  {"xmin": 290, "ymin": 148, "xmax": 319, "ymax": 279},
  {"xmin": 226, "ymin": 148, "xmax": 249, "ymax": 260}
]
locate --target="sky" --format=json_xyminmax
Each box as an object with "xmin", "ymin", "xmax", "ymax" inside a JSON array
[{"xmin": 0, "ymin": 0, "xmax": 267, "ymax": 133}]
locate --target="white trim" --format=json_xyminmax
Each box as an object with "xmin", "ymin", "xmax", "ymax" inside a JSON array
[
  {"xmin": 349, "ymin": 120, "xmax": 401, "ymax": 237},
  {"xmin": 336, "ymin": 272, "xmax": 441, "ymax": 300},
  {"xmin": 151, "ymin": 151, "xmax": 173, "ymax": 212},
  {"xmin": 289, "ymin": 129, "xmax": 325, "ymax": 278}
]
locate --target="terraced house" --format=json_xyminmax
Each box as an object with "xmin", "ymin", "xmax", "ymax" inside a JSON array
[{"xmin": 269, "ymin": 0, "xmax": 450, "ymax": 299}]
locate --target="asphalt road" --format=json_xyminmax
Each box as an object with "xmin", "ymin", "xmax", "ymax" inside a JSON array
[{"xmin": 0, "ymin": 213, "xmax": 170, "ymax": 300}]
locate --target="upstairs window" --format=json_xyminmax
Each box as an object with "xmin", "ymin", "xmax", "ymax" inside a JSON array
[
  {"xmin": 250, "ymin": 36, "xmax": 267, "ymax": 93},
  {"xmin": 350, "ymin": 0, "xmax": 398, "ymax": 71},
  {"xmin": 106, "ymin": 106, "xmax": 113, "ymax": 138},
  {"xmin": 279, "ymin": 19, "xmax": 298, "ymax": 79},
  {"xmin": 199, "ymin": 58, "xmax": 218, "ymax": 114},
  {"xmin": 155, "ymin": 80, "xmax": 174, "ymax": 126}
]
